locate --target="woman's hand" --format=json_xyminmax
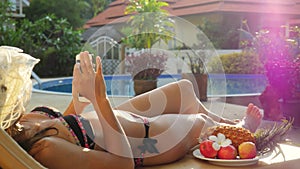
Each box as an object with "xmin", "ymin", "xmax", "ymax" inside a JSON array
[
  {"xmin": 95, "ymin": 55, "xmax": 107, "ymax": 101},
  {"xmin": 72, "ymin": 52, "xmax": 97, "ymax": 108},
  {"xmin": 91, "ymin": 55, "xmax": 133, "ymax": 160}
]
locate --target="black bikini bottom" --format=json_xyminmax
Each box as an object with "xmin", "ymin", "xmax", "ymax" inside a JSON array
[{"xmin": 134, "ymin": 117, "xmax": 159, "ymax": 168}]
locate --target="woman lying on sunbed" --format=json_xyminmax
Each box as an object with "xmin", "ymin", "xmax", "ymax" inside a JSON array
[{"xmin": 6, "ymin": 52, "xmax": 262, "ymax": 169}]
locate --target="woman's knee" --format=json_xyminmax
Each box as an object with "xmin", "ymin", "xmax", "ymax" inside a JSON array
[
  {"xmin": 177, "ymin": 79, "xmax": 193, "ymax": 87},
  {"xmin": 177, "ymin": 79, "xmax": 195, "ymax": 94}
]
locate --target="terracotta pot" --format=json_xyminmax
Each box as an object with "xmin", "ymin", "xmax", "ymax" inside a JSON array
[
  {"xmin": 181, "ymin": 73, "xmax": 208, "ymax": 101},
  {"xmin": 133, "ymin": 79, "xmax": 157, "ymax": 96},
  {"xmin": 279, "ymin": 98, "xmax": 300, "ymax": 128}
]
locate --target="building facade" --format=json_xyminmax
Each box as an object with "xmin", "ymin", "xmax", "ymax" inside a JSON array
[
  {"xmin": 8, "ymin": 0, "xmax": 30, "ymax": 18},
  {"xmin": 84, "ymin": 0, "xmax": 300, "ymax": 45}
]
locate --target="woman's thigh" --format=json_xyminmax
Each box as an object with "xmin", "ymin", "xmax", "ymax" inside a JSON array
[
  {"xmin": 143, "ymin": 114, "xmax": 206, "ymax": 165},
  {"xmin": 115, "ymin": 80, "xmax": 200, "ymax": 117}
]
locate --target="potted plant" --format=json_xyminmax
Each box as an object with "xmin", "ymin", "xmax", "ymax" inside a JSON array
[
  {"xmin": 121, "ymin": 0, "xmax": 174, "ymax": 95},
  {"xmin": 265, "ymin": 57, "xmax": 300, "ymax": 126},
  {"xmin": 176, "ymin": 41, "xmax": 209, "ymax": 101},
  {"xmin": 181, "ymin": 48, "xmax": 208, "ymax": 101},
  {"xmin": 125, "ymin": 49, "xmax": 168, "ymax": 95},
  {"xmin": 250, "ymin": 27, "xmax": 300, "ymax": 126},
  {"xmin": 123, "ymin": 0, "xmax": 174, "ymax": 49}
]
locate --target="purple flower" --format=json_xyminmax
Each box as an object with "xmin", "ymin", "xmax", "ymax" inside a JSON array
[
  {"xmin": 265, "ymin": 57, "xmax": 300, "ymax": 99},
  {"xmin": 253, "ymin": 28, "xmax": 300, "ymax": 99},
  {"xmin": 125, "ymin": 49, "xmax": 168, "ymax": 80}
]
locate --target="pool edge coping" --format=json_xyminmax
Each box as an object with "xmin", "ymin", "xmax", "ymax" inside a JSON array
[{"xmin": 32, "ymin": 78, "xmax": 262, "ymax": 98}]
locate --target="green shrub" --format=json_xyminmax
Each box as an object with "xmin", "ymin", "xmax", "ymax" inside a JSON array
[
  {"xmin": 198, "ymin": 17, "xmax": 240, "ymax": 49},
  {"xmin": 0, "ymin": 15, "xmax": 82, "ymax": 77},
  {"xmin": 209, "ymin": 51, "xmax": 264, "ymax": 74}
]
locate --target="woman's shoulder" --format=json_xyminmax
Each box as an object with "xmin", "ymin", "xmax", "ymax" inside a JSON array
[{"xmin": 30, "ymin": 106, "xmax": 63, "ymax": 118}]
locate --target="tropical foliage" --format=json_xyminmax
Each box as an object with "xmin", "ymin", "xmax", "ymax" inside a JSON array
[
  {"xmin": 265, "ymin": 57, "xmax": 300, "ymax": 99},
  {"xmin": 90, "ymin": 0, "xmax": 111, "ymax": 17},
  {"xmin": 249, "ymin": 27, "xmax": 300, "ymax": 100},
  {"xmin": 121, "ymin": 0, "xmax": 174, "ymax": 80},
  {"xmin": 24, "ymin": 0, "xmax": 89, "ymax": 28},
  {"xmin": 0, "ymin": 0, "xmax": 14, "ymax": 34},
  {"xmin": 209, "ymin": 51, "xmax": 264, "ymax": 74},
  {"xmin": 198, "ymin": 17, "xmax": 240, "ymax": 49},
  {"xmin": 24, "ymin": 0, "xmax": 111, "ymax": 28},
  {"xmin": 0, "ymin": 14, "xmax": 82, "ymax": 77},
  {"xmin": 122, "ymin": 0, "xmax": 174, "ymax": 49},
  {"xmin": 0, "ymin": 0, "xmax": 88, "ymax": 77}
]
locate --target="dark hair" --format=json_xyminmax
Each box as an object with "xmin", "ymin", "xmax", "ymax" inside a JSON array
[{"xmin": 6, "ymin": 117, "xmax": 59, "ymax": 152}]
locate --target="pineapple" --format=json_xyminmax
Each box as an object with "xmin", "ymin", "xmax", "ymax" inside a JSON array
[
  {"xmin": 254, "ymin": 118, "xmax": 293, "ymax": 155},
  {"xmin": 210, "ymin": 118, "xmax": 294, "ymax": 155},
  {"xmin": 212, "ymin": 125, "xmax": 255, "ymax": 149}
]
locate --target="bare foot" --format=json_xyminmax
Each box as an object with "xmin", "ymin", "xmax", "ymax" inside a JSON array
[{"xmin": 238, "ymin": 103, "xmax": 263, "ymax": 133}]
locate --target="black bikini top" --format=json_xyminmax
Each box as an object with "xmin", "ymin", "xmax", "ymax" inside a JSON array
[{"xmin": 30, "ymin": 106, "xmax": 95, "ymax": 149}]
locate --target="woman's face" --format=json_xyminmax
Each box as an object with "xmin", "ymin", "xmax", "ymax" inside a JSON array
[{"xmin": 18, "ymin": 113, "xmax": 57, "ymax": 140}]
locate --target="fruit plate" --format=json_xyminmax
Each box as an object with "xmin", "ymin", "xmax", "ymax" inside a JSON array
[{"xmin": 193, "ymin": 149, "xmax": 259, "ymax": 166}]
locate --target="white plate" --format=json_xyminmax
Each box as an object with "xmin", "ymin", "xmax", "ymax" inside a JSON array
[{"xmin": 193, "ymin": 149, "xmax": 259, "ymax": 166}]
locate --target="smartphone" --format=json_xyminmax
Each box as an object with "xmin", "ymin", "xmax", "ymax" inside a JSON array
[{"xmin": 75, "ymin": 54, "xmax": 92, "ymax": 103}]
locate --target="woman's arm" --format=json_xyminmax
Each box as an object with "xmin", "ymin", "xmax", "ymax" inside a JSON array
[
  {"xmin": 93, "ymin": 55, "xmax": 134, "ymax": 159},
  {"xmin": 63, "ymin": 99, "xmax": 90, "ymax": 116},
  {"xmin": 29, "ymin": 137, "xmax": 134, "ymax": 169},
  {"xmin": 63, "ymin": 100, "xmax": 76, "ymax": 116},
  {"xmin": 72, "ymin": 52, "xmax": 134, "ymax": 164}
]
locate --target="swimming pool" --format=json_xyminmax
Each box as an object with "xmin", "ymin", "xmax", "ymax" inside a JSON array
[{"xmin": 32, "ymin": 74, "xmax": 267, "ymax": 97}]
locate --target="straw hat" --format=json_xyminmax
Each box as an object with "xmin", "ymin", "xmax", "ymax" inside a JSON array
[{"xmin": 0, "ymin": 46, "xmax": 39, "ymax": 129}]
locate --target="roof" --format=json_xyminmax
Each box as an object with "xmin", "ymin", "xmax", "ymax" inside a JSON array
[
  {"xmin": 81, "ymin": 25, "xmax": 124, "ymax": 42},
  {"xmin": 84, "ymin": 0, "xmax": 300, "ymax": 28},
  {"xmin": 84, "ymin": 0, "xmax": 128, "ymax": 28},
  {"xmin": 10, "ymin": 0, "xmax": 30, "ymax": 7},
  {"xmin": 172, "ymin": 0, "xmax": 300, "ymax": 15}
]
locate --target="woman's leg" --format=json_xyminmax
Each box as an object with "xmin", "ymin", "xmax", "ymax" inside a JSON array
[
  {"xmin": 142, "ymin": 105, "xmax": 262, "ymax": 165},
  {"xmin": 115, "ymin": 79, "xmax": 196, "ymax": 116},
  {"xmin": 142, "ymin": 113, "xmax": 210, "ymax": 165},
  {"xmin": 115, "ymin": 79, "xmax": 235, "ymax": 124}
]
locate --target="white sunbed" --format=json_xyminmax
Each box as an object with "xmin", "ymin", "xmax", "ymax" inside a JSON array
[{"xmin": 0, "ymin": 128, "xmax": 46, "ymax": 169}]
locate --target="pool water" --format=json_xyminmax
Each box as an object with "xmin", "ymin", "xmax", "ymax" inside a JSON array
[
  {"xmin": 33, "ymin": 74, "xmax": 267, "ymax": 97},
  {"xmin": 209, "ymin": 74, "xmax": 267, "ymax": 96}
]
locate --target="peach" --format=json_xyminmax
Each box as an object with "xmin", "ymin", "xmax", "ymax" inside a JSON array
[
  {"xmin": 238, "ymin": 142, "xmax": 257, "ymax": 159},
  {"xmin": 217, "ymin": 145, "xmax": 237, "ymax": 159},
  {"xmin": 199, "ymin": 140, "xmax": 218, "ymax": 158}
]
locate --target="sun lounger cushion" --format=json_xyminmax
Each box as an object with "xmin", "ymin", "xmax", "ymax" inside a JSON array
[{"xmin": 0, "ymin": 128, "xmax": 46, "ymax": 169}]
